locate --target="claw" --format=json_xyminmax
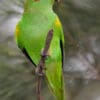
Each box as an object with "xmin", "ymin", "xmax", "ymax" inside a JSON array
[
  {"xmin": 41, "ymin": 48, "xmax": 50, "ymax": 59},
  {"xmin": 35, "ymin": 67, "xmax": 46, "ymax": 76}
]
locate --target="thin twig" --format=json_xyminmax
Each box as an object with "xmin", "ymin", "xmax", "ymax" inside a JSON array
[
  {"xmin": 36, "ymin": 29, "xmax": 53, "ymax": 100},
  {"xmin": 36, "ymin": 76, "xmax": 42, "ymax": 100}
]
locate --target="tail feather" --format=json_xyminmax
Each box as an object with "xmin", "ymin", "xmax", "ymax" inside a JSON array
[{"xmin": 45, "ymin": 63, "xmax": 65, "ymax": 100}]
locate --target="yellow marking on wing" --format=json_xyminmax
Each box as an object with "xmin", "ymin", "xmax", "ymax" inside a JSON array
[
  {"xmin": 15, "ymin": 24, "xmax": 19, "ymax": 37},
  {"xmin": 55, "ymin": 17, "xmax": 61, "ymax": 27}
]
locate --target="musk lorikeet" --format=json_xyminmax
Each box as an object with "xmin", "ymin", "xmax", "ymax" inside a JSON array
[{"xmin": 15, "ymin": 0, "xmax": 65, "ymax": 100}]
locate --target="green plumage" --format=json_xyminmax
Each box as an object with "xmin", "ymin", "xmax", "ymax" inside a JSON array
[{"xmin": 15, "ymin": 0, "xmax": 65, "ymax": 100}]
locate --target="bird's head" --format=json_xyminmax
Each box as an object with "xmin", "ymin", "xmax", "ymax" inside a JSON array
[
  {"xmin": 30, "ymin": 0, "xmax": 61, "ymax": 5},
  {"xmin": 24, "ymin": 0, "xmax": 62, "ymax": 11}
]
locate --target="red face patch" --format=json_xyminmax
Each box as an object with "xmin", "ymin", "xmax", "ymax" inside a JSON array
[{"xmin": 34, "ymin": 0, "xmax": 40, "ymax": 2}]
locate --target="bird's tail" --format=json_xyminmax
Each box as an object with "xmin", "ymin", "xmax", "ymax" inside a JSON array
[{"xmin": 45, "ymin": 63, "xmax": 65, "ymax": 100}]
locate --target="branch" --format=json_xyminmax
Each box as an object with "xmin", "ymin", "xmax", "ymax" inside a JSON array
[{"xmin": 36, "ymin": 29, "xmax": 53, "ymax": 100}]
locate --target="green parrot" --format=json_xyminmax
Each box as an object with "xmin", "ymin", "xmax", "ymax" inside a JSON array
[{"xmin": 15, "ymin": 0, "xmax": 65, "ymax": 100}]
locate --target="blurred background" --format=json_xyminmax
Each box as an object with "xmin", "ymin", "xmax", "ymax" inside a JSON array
[{"xmin": 0, "ymin": 0, "xmax": 100, "ymax": 100}]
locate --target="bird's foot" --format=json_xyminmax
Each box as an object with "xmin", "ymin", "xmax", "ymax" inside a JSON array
[
  {"xmin": 41, "ymin": 48, "xmax": 50, "ymax": 59},
  {"xmin": 35, "ymin": 67, "xmax": 46, "ymax": 76}
]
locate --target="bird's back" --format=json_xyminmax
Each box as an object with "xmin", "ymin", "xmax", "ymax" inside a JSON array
[{"xmin": 15, "ymin": 7, "xmax": 59, "ymax": 65}]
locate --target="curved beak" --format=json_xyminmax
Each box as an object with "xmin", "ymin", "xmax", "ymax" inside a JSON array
[{"xmin": 55, "ymin": 0, "xmax": 62, "ymax": 3}]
